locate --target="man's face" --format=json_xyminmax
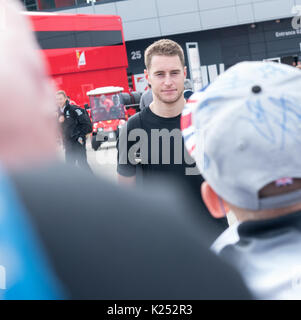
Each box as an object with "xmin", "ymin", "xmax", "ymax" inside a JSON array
[
  {"xmin": 56, "ymin": 94, "xmax": 67, "ymax": 109},
  {"xmin": 145, "ymin": 55, "xmax": 186, "ymax": 105}
]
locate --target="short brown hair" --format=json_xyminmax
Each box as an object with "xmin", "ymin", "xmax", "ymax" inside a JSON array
[
  {"xmin": 56, "ymin": 90, "xmax": 67, "ymax": 98},
  {"xmin": 144, "ymin": 39, "xmax": 185, "ymax": 70}
]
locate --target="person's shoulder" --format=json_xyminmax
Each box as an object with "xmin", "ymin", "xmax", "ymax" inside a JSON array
[
  {"xmin": 146, "ymin": 89, "xmax": 152, "ymax": 96},
  {"xmin": 70, "ymin": 105, "xmax": 85, "ymax": 116},
  {"xmin": 70, "ymin": 104, "xmax": 81, "ymax": 110},
  {"xmin": 126, "ymin": 112, "xmax": 143, "ymax": 130},
  {"xmin": 141, "ymin": 90, "xmax": 152, "ymax": 103},
  {"xmin": 10, "ymin": 163, "xmax": 252, "ymax": 299},
  {"xmin": 142, "ymin": 90, "xmax": 150, "ymax": 98}
]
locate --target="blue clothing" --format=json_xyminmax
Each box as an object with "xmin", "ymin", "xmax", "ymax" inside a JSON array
[{"xmin": 0, "ymin": 168, "xmax": 64, "ymax": 300}]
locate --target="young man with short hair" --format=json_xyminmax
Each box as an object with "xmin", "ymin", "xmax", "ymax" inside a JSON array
[
  {"xmin": 117, "ymin": 39, "xmax": 227, "ymax": 232},
  {"xmin": 183, "ymin": 61, "xmax": 301, "ymax": 299}
]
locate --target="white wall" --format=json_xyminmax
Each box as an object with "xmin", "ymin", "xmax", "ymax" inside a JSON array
[{"xmin": 58, "ymin": 0, "xmax": 299, "ymax": 41}]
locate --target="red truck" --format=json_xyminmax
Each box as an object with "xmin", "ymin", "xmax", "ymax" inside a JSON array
[{"xmin": 26, "ymin": 12, "xmax": 130, "ymax": 107}]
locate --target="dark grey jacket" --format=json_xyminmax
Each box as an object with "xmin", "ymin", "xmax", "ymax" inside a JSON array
[{"xmin": 11, "ymin": 163, "xmax": 251, "ymax": 299}]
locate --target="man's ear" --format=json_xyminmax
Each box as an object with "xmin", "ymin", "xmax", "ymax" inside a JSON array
[
  {"xmin": 201, "ymin": 181, "xmax": 229, "ymax": 218},
  {"xmin": 184, "ymin": 66, "xmax": 187, "ymax": 78}
]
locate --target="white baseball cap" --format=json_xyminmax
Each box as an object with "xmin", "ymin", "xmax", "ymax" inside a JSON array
[{"xmin": 182, "ymin": 61, "xmax": 301, "ymax": 210}]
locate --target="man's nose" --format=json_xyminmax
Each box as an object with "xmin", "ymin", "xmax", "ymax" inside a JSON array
[{"xmin": 163, "ymin": 74, "xmax": 173, "ymax": 86}]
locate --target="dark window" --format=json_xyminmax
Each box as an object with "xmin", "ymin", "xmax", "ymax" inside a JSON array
[
  {"xmin": 19, "ymin": 0, "xmax": 38, "ymax": 11},
  {"xmin": 20, "ymin": 0, "xmax": 127, "ymax": 11},
  {"xmin": 35, "ymin": 30, "xmax": 123, "ymax": 49}
]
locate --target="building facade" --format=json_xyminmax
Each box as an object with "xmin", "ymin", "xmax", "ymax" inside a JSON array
[
  {"xmin": 19, "ymin": 0, "xmax": 124, "ymax": 11},
  {"xmin": 22, "ymin": 0, "xmax": 301, "ymax": 90}
]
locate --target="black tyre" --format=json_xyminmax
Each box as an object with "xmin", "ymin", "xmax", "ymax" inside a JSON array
[
  {"xmin": 91, "ymin": 135, "xmax": 102, "ymax": 151},
  {"xmin": 120, "ymin": 92, "xmax": 131, "ymax": 105}
]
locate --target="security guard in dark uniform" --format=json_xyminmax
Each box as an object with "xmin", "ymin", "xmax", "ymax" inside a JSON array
[{"xmin": 56, "ymin": 90, "xmax": 93, "ymax": 172}]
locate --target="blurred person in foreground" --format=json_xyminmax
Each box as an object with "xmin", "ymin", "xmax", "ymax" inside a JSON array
[
  {"xmin": 0, "ymin": 0, "xmax": 252, "ymax": 299},
  {"xmin": 182, "ymin": 61, "xmax": 301, "ymax": 299}
]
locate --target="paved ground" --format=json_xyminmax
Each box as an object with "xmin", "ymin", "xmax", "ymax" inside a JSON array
[
  {"xmin": 87, "ymin": 140, "xmax": 118, "ymax": 183},
  {"xmin": 57, "ymin": 137, "xmax": 118, "ymax": 184}
]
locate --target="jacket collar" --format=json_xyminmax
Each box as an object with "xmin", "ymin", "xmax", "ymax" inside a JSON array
[
  {"xmin": 62, "ymin": 101, "xmax": 71, "ymax": 114},
  {"xmin": 237, "ymin": 210, "xmax": 301, "ymax": 239}
]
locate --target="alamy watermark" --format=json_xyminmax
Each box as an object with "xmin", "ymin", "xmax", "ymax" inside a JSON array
[{"xmin": 95, "ymin": 128, "xmax": 201, "ymax": 176}]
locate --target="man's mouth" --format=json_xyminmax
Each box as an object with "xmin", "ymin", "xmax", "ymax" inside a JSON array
[{"xmin": 162, "ymin": 89, "xmax": 177, "ymax": 93}]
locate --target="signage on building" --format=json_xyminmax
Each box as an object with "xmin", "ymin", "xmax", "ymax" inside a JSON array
[
  {"xmin": 275, "ymin": 29, "xmax": 301, "ymax": 38},
  {"xmin": 76, "ymin": 50, "xmax": 86, "ymax": 67},
  {"xmin": 133, "ymin": 73, "xmax": 148, "ymax": 93},
  {"xmin": 186, "ymin": 42, "xmax": 203, "ymax": 91}
]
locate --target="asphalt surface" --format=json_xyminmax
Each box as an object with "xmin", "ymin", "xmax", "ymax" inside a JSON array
[{"xmin": 58, "ymin": 137, "xmax": 118, "ymax": 183}]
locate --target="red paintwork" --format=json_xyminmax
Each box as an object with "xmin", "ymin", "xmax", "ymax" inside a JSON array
[
  {"xmin": 126, "ymin": 108, "xmax": 136, "ymax": 117},
  {"xmin": 89, "ymin": 91, "xmax": 128, "ymax": 135},
  {"xmin": 27, "ymin": 13, "xmax": 129, "ymax": 107},
  {"xmin": 92, "ymin": 119, "xmax": 125, "ymax": 133},
  {"xmin": 37, "ymin": 0, "xmax": 74, "ymax": 10}
]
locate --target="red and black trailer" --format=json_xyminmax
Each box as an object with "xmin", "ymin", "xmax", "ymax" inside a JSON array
[{"xmin": 26, "ymin": 12, "xmax": 130, "ymax": 107}]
